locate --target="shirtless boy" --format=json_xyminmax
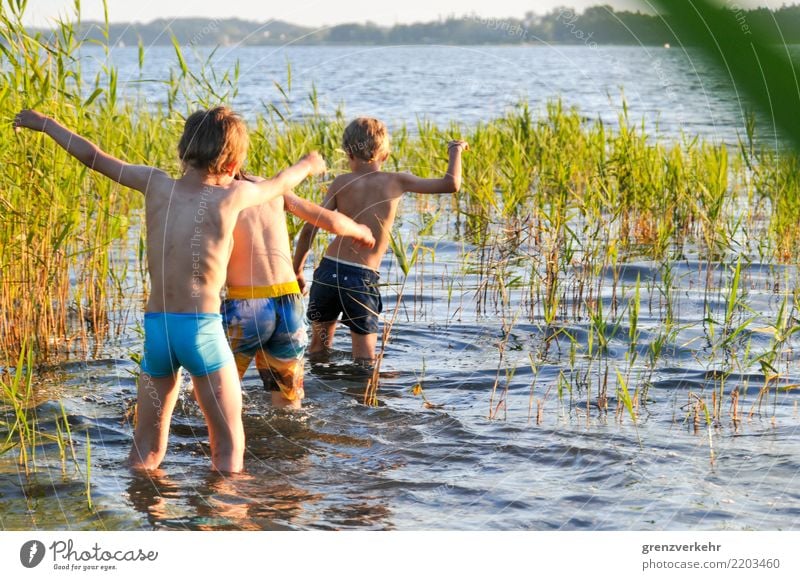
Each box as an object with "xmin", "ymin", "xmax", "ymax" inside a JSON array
[
  {"xmin": 292, "ymin": 117, "xmax": 468, "ymax": 364},
  {"xmin": 224, "ymin": 176, "xmax": 375, "ymax": 409},
  {"xmin": 14, "ymin": 106, "xmax": 325, "ymax": 472}
]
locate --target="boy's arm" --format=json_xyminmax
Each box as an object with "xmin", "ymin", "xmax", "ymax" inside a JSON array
[
  {"xmin": 14, "ymin": 110, "xmax": 168, "ymax": 193},
  {"xmin": 284, "ymin": 191, "xmax": 374, "ymax": 248},
  {"xmin": 236, "ymin": 152, "xmax": 327, "ymax": 210},
  {"xmin": 292, "ymin": 185, "xmax": 339, "ymax": 294},
  {"xmin": 398, "ymin": 140, "xmax": 469, "ymax": 194},
  {"xmin": 235, "ymin": 173, "xmax": 370, "ymax": 246}
]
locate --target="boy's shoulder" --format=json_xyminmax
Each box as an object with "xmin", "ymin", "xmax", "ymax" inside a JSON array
[
  {"xmin": 332, "ymin": 170, "xmax": 406, "ymax": 194},
  {"xmin": 160, "ymin": 175, "xmax": 254, "ymax": 207},
  {"xmin": 221, "ymin": 178, "xmax": 259, "ymax": 202},
  {"xmin": 120, "ymin": 165, "xmax": 174, "ymax": 196}
]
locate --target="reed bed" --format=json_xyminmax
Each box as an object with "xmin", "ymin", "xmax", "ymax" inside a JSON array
[{"xmin": 1, "ymin": 0, "xmax": 799, "ymax": 441}]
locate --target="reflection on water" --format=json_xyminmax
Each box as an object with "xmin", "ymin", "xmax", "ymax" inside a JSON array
[
  {"xmin": 126, "ymin": 470, "xmax": 314, "ymax": 531},
  {"xmin": 114, "ymin": 396, "xmax": 396, "ymax": 530}
]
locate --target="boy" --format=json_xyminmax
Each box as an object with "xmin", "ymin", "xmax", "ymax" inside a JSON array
[
  {"xmin": 224, "ymin": 175, "xmax": 375, "ymax": 410},
  {"xmin": 14, "ymin": 107, "xmax": 325, "ymax": 472},
  {"xmin": 292, "ymin": 117, "xmax": 468, "ymax": 364}
]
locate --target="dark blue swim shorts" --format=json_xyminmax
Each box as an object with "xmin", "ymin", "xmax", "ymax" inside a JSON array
[{"xmin": 307, "ymin": 257, "xmax": 382, "ymax": 335}]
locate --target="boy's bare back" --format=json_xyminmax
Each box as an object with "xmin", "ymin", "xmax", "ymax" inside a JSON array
[
  {"xmin": 144, "ymin": 175, "xmax": 269, "ymax": 313},
  {"xmin": 226, "ymin": 195, "xmax": 293, "ymax": 288},
  {"xmin": 318, "ymin": 141, "xmax": 467, "ymax": 272},
  {"xmin": 227, "ymin": 184, "xmax": 374, "ymax": 289},
  {"xmin": 322, "ymin": 171, "xmax": 406, "ymax": 271}
]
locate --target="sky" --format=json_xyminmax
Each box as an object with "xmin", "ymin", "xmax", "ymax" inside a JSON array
[{"xmin": 19, "ymin": 0, "xmax": 795, "ymax": 27}]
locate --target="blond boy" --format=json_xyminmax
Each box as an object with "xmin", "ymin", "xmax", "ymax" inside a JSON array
[
  {"xmin": 224, "ymin": 175, "xmax": 375, "ymax": 409},
  {"xmin": 292, "ymin": 117, "xmax": 468, "ymax": 364},
  {"xmin": 14, "ymin": 107, "xmax": 325, "ymax": 472}
]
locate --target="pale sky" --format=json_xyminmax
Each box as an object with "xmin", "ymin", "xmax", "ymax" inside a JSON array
[{"xmin": 20, "ymin": 0, "xmax": 794, "ymax": 27}]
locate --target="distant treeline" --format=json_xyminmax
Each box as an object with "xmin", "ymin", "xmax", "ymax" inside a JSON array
[{"xmin": 37, "ymin": 5, "xmax": 800, "ymax": 46}]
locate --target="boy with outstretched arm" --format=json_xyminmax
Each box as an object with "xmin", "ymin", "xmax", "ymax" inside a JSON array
[
  {"xmin": 224, "ymin": 175, "xmax": 375, "ymax": 409},
  {"xmin": 14, "ymin": 106, "xmax": 325, "ymax": 473},
  {"xmin": 292, "ymin": 117, "xmax": 468, "ymax": 365}
]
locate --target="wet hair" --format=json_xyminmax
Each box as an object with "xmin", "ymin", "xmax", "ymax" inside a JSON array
[
  {"xmin": 342, "ymin": 117, "xmax": 390, "ymax": 162},
  {"xmin": 178, "ymin": 106, "xmax": 249, "ymax": 175}
]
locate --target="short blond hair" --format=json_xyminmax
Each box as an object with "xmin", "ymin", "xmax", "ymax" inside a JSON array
[
  {"xmin": 178, "ymin": 106, "xmax": 249, "ymax": 175},
  {"xmin": 342, "ymin": 117, "xmax": 390, "ymax": 162}
]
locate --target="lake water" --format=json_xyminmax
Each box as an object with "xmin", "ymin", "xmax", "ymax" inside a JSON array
[
  {"xmin": 1, "ymin": 45, "xmax": 799, "ymax": 531},
  {"xmin": 78, "ymin": 44, "xmax": 760, "ymax": 143}
]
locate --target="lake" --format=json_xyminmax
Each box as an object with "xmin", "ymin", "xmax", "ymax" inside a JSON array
[{"xmin": 79, "ymin": 44, "xmax": 760, "ymax": 142}]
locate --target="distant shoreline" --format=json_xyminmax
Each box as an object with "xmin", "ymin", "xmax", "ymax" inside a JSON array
[
  {"xmin": 28, "ymin": 5, "xmax": 800, "ymax": 48},
  {"xmin": 73, "ymin": 42, "xmax": 681, "ymax": 49}
]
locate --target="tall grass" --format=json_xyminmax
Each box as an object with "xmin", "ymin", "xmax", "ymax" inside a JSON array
[
  {"xmin": 1, "ymin": 0, "xmax": 800, "ymax": 428},
  {"xmin": 0, "ymin": 339, "xmax": 84, "ymax": 483}
]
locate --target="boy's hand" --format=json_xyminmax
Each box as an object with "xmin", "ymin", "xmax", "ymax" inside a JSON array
[
  {"xmin": 14, "ymin": 109, "xmax": 50, "ymax": 133},
  {"xmin": 296, "ymin": 271, "xmax": 309, "ymax": 296},
  {"xmin": 353, "ymin": 224, "xmax": 376, "ymax": 249},
  {"xmin": 448, "ymin": 140, "xmax": 469, "ymax": 153},
  {"xmin": 301, "ymin": 152, "xmax": 327, "ymax": 176}
]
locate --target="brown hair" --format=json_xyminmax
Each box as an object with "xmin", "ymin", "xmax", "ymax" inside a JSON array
[
  {"xmin": 342, "ymin": 117, "xmax": 390, "ymax": 162},
  {"xmin": 178, "ymin": 106, "xmax": 249, "ymax": 175}
]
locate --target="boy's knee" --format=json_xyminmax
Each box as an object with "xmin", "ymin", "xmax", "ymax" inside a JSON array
[
  {"xmin": 257, "ymin": 360, "xmax": 304, "ymax": 397},
  {"xmin": 214, "ymin": 432, "xmax": 244, "ymax": 452}
]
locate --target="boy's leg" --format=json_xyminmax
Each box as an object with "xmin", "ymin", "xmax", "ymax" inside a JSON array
[
  {"xmin": 190, "ymin": 363, "xmax": 245, "ymax": 473},
  {"xmin": 128, "ymin": 371, "xmax": 180, "ymax": 470},
  {"xmin": 306, "ymin": 261, "xmax": 343, "ymax": 356},
  {"xmin": 337, "ymin": 264, "xmax": 382, "ymax": 365},
  {"xmin": 259, "ymin": 294, "xmax": 308, "ymax": 409},
  {"xmin": 350, "ymin": 332, "xmax": 378, "ymax": 365},
  {"xmin": 272, "ymin": 391, "xmax": 297, "ymax": 409},
  {"xmin": 256, "ymin": 351, "xmax": 303, "ymax": 409},
  {"xmin": 343, "ymin": 278, "xmax": 382, "ymax": 366},
  {"xmin": 221, "ymin": 298, "xmax": 261, "ymax": 380},
  {"xmin": 308, "ymin": 320, "xmax": 337, "ymax": 354}
]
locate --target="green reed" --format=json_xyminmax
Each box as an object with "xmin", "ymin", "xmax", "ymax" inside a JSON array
[
  {"xmin": 1, "ymin": 0, "xmax": 800, "ymax": 437},
  {"xmin": 0, "ymin": 340, "xmax": 36, "ymax": 467},
  {"xmin": 0, "ymin": 339, "xmax": 85, "ymax": 495}
]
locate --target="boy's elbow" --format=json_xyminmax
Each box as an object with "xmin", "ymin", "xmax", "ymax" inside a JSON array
[{"xmin": 445, "ymin": 176, "xmax": 461, "ymax": 192}]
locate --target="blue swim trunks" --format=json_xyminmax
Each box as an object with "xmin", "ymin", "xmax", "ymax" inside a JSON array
[
  {"xmin": 307, "ymin": 257, "xmax": 382, "ymax": 335},
  {"xmin": 221, "ymin": 283, "xmax": 308, "ymax": 401},
  {"xmin": 140, "ymin": 313, "xmax": 234, "ymax": 378}
]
